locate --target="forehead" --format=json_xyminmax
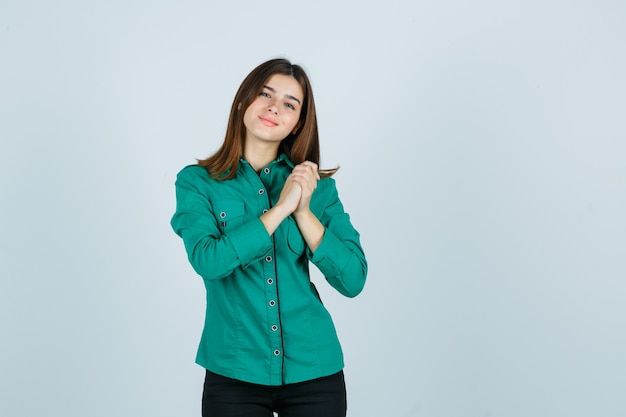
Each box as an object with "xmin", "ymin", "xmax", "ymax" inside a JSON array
[{"xmin": 263, "ymin": 74, "xmax": 304, "ymax": 100}]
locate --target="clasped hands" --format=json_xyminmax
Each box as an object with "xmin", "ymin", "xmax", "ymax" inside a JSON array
[
  {"xmin": 260, "ymin": 161, "xmax": 324, "ymax": 250},
  {"xmin": 277, "ymin": 161, "xmax": 320, "ymax": 215},
  {"xmin": 276, "ymin": 161, "xmax": 320, "ymax": 215}
]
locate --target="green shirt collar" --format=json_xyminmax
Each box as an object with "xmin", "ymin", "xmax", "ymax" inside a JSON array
[{"xmin": 239, "ymin": 153, "xmax": 295, "ymax": 171}]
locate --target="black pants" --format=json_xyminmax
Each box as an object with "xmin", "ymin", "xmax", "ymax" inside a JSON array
[{"xmin": 202, "ymin": 370, "xmax": 347, "ymax": 417}]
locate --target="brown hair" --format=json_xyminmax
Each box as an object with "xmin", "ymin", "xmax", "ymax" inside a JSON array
[{"xmin": 198, "ymin": 58, "xmax": 338, "ymax": 180}]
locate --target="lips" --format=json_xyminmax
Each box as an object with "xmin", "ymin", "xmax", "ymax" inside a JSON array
[{"xmin": 259, "ymin": 116, "xmax": 278, "ymax": 127}]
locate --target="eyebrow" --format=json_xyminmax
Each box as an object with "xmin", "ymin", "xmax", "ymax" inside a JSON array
[{"xmin": 263, "ymin": 85, "xmax": 301, "ymax": 106}]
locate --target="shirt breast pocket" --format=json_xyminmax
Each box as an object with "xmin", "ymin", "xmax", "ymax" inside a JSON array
[
  {"xmin": 213, "ymin": 200, "xmax": 245, "ymax": 233},
  {"xmin": 287, "ymin": 217, "xmax": 306, "ymax": 255}
]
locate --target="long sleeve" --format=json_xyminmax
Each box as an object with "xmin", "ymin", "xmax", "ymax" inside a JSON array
[
  {"xmin": 308, "ymin": 178, "xmax": 367, "ymax": 297},
  {"xmin": 170, "ymin": 165, "xmax": 273, "ymax": 281}
]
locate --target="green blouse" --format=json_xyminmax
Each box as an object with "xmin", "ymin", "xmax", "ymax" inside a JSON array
[{"xmin": 170, "ymin": 153, "xmax": 367, "ymax": 385}]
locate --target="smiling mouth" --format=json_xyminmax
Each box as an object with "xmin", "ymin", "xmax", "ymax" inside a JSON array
[{"xmin": 259, "ymin": 116, "xmax": 278, "ymax": 127}]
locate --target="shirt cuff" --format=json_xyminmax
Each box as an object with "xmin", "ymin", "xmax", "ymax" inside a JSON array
[{"xmin": 227, "ymin": 218, "xmax": 273, "ymax": 268}]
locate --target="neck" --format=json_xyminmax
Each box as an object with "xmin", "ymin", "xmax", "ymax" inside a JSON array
[{"xmin": 243, "ymin": 142, "xmax": 280, "ymax": 172}]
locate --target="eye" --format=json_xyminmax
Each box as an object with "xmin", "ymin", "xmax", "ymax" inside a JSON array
[
  {"xmin": 260, "ymin": 91, "xmax": 271, "ymax": 98},
  {"xmin": 285, "ymin": 102, "xmax": 295, "ymax": 110}
]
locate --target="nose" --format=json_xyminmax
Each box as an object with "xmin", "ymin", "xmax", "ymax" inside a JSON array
[{"xmin": 267, "ymin": 102, "xmax": 279, "ymax": 115}]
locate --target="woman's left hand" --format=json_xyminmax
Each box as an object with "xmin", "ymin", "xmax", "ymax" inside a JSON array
[
  {"xmin": 290, "ymin": 161, "xmax": 320, "ymax": 214},
  {"xmin": 289, "ymin": 161, "xmax": 325, "ymax": 252}
]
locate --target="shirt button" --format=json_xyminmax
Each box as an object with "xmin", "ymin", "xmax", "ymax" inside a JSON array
[
  {"xmin": 269, "ymin": 300, "xmax": 276, "ymax": 307},
  {"xmin": 263, "ymin": 168, "xmax": 271, "ymax": 174},
  {"xmin": 274, "ymin": 349, "xmax": 281, "ymax": 356},
  {"xmin": 258, "ymin": 189, "xmax": 265, "ymax": 195},
  {"xmin": 219, "ymin": 211, "xmax": 226, "ymax": 218},
  {"xmin": 267, "ymin": 278, "xmax": 273, "ymax": 285},
  {"xmin": 271, "ymin": 325, "xmax": 278, "ymax": 331},
  {"xmin": 262, "ymin": 209, "xmax": 268, "ymax": 214},
  {"xmin": 265, "ymin": 256, "xmax": 272, "ymax": 262}
]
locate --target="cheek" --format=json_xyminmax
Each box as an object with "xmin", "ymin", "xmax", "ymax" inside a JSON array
[
  {"xmin": 288, "ymin": 112, "xmax": 302, "ymax": 129},
  {"xmin": 242, "ymin": 107, "xmax": 255, "ymax": 129},
  {"xmin": 285, "ymin": 119, "xmax": 299, "ymax": 133},
  {"xmin": 242, "ymin": 115, "xmax": 250, "ymax": 131}
]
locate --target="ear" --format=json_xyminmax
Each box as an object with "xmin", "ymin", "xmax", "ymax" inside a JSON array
[
  {"xmin": 237, "ymin": 102, "xmax": 242, "ymax": 111},
  {"xmin": 292, "ymin": 122, "xmax": 302, "ymax": 135}
]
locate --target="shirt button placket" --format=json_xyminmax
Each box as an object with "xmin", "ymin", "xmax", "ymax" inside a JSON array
[
  {"xmin": 266, "ymin": 279, "xmax": 279, "ymax": 332},
  {"xmin": 256, "ymin": 166, "xmax": 283, "ymax": 383},
  {"xmin": 263, "ymin": 234, "xmax": 282, "ymax": 380}
]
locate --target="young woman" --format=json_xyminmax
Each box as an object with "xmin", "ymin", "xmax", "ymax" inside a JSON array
[{"xmin": 171, "ymin": 58, "xmax": 367, "ymax": 417}]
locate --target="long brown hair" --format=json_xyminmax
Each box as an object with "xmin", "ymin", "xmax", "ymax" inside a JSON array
[{"xmin": 198, "ymin": 58, "xmax": 338, "ymax": 180}]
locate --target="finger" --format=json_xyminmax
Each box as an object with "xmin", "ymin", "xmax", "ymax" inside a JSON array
[
  {"xmin": 301, "ymin": 160, "xmax": 318, "ymax": 170},
  {"xmin": 290, "ymin": 176, "xmax": 316, "ymax": 196},
  {"xmin": 293, "ymin": 164, "xmax": 320, "ymax": 182},
  {"xmin": 290, "ymin": 169, "xmax": 314, "ymax": 184},
  {"xmin": 300, "ymin": 161, "xmax": 320, "ymax": 179},
  {"xmin": 290, "ymin": 172, "xmax": 317, "ymax": 191}
]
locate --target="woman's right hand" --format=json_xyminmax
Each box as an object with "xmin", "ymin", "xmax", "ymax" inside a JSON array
[{"xmin": 276, "ymin": 176, "xmax": 303, "ymax": 214}]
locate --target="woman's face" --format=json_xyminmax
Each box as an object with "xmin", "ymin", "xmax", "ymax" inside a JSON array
[{"xmin": 243, "ymin": 74, "xmax": 304, "ymax": 147}]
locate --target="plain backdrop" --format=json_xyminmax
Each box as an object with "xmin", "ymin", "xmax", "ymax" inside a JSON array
[{"xmin": 1, "ymin": 1, "xmax": 625, "ymax": 416}]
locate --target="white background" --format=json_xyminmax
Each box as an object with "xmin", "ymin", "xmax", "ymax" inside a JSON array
[{"xmin": 1, "ymin": 1, "xmax": 625, "ymax": 416}]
